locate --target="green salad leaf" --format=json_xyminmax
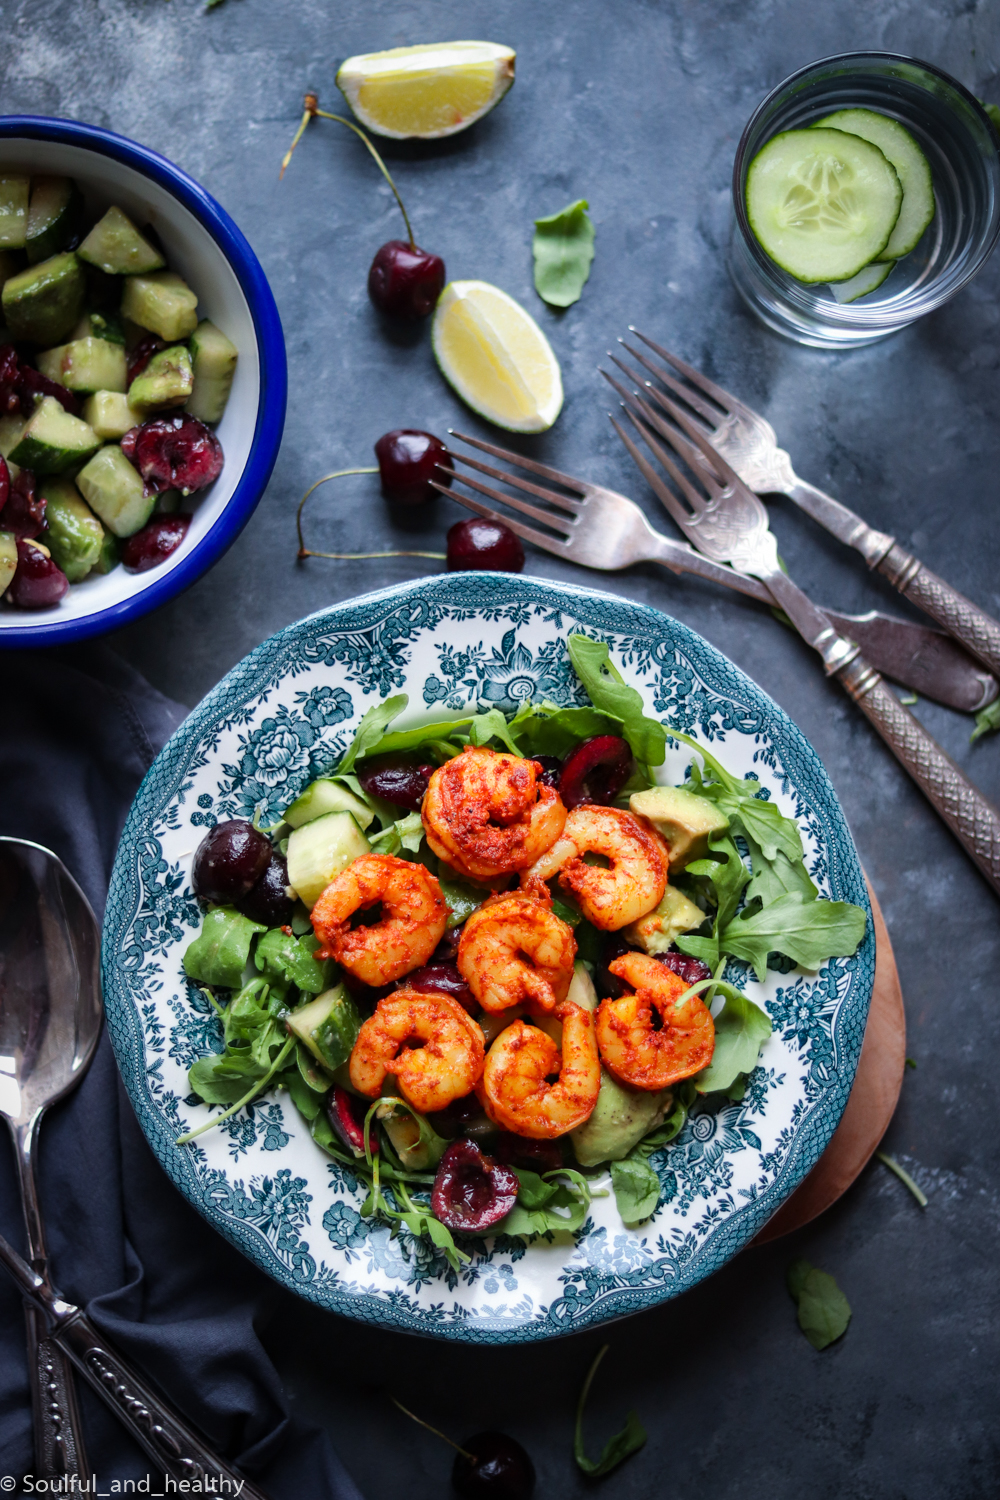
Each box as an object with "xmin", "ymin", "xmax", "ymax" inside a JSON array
[
  {"xmin": 188, "ymin": 1053, "xmax": 262, "ymax": 1105},
  {"xmin": 533, "ymin": 198, "xmax": 595, "ymax": 308},
  {"xmin": 183, "ymin": 908, "xmax": 265, "ymax": 989},
  {"xmin": 787, "ymin": 1259, "xmax": 852, "ymax": 1350},
  {"xmin": 694, "ymin": 989, "xmax": 772, "ymax": 1094},
  {"xmin": 574, "ymin": 1345, "xmax": 647, "ymax": 1478},
  {"xmin": 438, "ymin": 874, "xmax": 489, "ymax": 929},
  {"xmin": 502, "ymin": 1167, "xmax": 594, "ymax": 1237},
  {"xmin": 609, "ymin": 1154, "xmax": 660, "ymax": 1227},
  {"xmin": 567, "ymin": 635, "xmax": 666, "ymax": 765},
  {"xmin": 467, "ymin": 707, "xmax": 521, "ymax": 754},
  {"xmin": 338, "ymin": 693, "xmax": 408, "ymax": 773},
  {"xmin": 507, "ymin": 701, "xmax": 617, "ymax": 759},
  {"xmin": 721, "ymin": 892, "xmax": 868, "ymax": 983},
  {"xmin": 373, "ymin": 715, "xmax": 476, "ymax": 757},
  {"xmin": 254, "ymin": 928, "xmax": 330, "ymax": 994},
  {"xmin": 369, "ymin": 810, "xmax": 425, "ymax": 856}
]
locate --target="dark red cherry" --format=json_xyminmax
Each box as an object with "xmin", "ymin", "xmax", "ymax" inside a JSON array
[
  {"xmin": 0, "ymin": 454, "xmax": 9, "ymax": 515},
  {"xmin": 559, "ymin": 735, "xmax": 632, "ymax": 809},
  {"xmin": 431, "ymin": 1138, "xmax": 519, "ymax": 1232},
  {"xmin": 658, "ymin": 951, "xmax": 712, "ymax": 986},
  {"xmin": 374, "ymin": 429, "xmax": 453, "ymax": 505},
  {"xmin": 368, "ymin": 239, "xmax": 446, "ymax": 319},
  {"xmin": 121, "ymin": 513, "xmax": 190, "ymax": 573},
  {"xmin": 530, "ymin": 755, "xmax": 562, "ymax": 789},
  {"xmin": 237, "ymin": 852, "xmax": 294, "ymax": 926},
  {"xmin": 18, "ymin": 365, "xmax": 79, "ymax": 415},
  {"xmin": 492, "ymin": 1132, "xmax": 564, "ymax": 1175},
  {"xmin": 122, "ymin": 415, "xmax": 224, "ymax": 495},
  {"xmin": 0, "ymin": 345, "xmax": 20, "ymax": 413},
  {"xmin": 2, "ymin": 469, "xmax": 45, "ymax": 540},
  {"xmin": 6, "ymin": 540, "xmax": 68, "ymax": 608},
  {"xmin": 127, "ymin": 333, "xmax": 166, "ymax": 384},
  {"xmin": 404, "ymin": 962, "xmax": 475, "ymax": 1013},
  {"xmin": 446, "ymin": 518, "xmax": 524, "ymax": 573},
  {"xmin": 191, "ymin": 819, "xmax": 272, "ymax": 904},
  {"xmin": 357, "ymin": 753, "xmax": 434, "ymax": 810},
  {"xmin": 453, "ymin": 1432, "xmax": 536, "ymax": 1500},
  {"xmin": 325, "ymin": 1085, "xmax": 376, "ymax": 1158}
]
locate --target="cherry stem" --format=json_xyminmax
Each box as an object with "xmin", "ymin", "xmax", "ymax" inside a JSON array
[
  {"xmin": 389, "ymin": 1396, "xmax": 477, "ymax": 1464},
  {"xmin": 281, "ymin": 93, "xmax": 417, "ymax": 249},
  {"xmin": 296, "ymin": 467, "xmax": 446, "ymax": 563}
]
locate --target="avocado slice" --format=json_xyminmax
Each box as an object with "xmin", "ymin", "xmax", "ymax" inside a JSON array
[
  {"xmin": 39, "ymin": 477, "xmax": 104, "ymax": 581},
  {"xmin": 571, "ymin": 1071, "xmax": 673, "ymax": 1168},
  {"xmin": 36, "ymin": 336, "xmax": 128, "ymax": 395},
  {"xmin": 127, "ymin": 344, "xmax": 194, "ymax": 412},
  {"xmin": 2, "ymin": 251, "xmax": 86, "ymax": 346},
  {"xmin": 630, "ymin": 785, "xmax": 729, "ymax": 867},
  {"xmin": 121, "ymin": 270, "xmax": 198, "ymax": 342},
  {"xmin": 622, "ymin": 884, "xmax": 706, "ymax": 954}
]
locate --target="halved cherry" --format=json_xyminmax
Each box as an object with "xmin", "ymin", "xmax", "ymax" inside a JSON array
[
  {"xmin": 657, "ymin": 951, "xmax": 712, "ymax": 986},
  {"xmin": 431, "ymin": 1139, "xmax": 518, "ymax": 1233},
  {"xmin": 327, "ymin": 1085, "xmax": 376, "ymax": 1158},
  {"xmin": 122, "ymin": 415, "xmax": 224, "ymax": 495},
  {"xmin": 404, "ymin": 962, "xmax": 475, "ymax": 1014},
  {"xmin": 558, "ymin": 734, "xmax": 632, "ymax": 809}
]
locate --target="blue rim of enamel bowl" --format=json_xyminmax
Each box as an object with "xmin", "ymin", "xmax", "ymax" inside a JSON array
[{"xmin": 0, "ymin": 115, "xmax": 287, "ymax": 647}]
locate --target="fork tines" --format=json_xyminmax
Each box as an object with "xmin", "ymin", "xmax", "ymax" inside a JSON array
[{"xmin": 430, "ymin": 429, "xmax": 587, "ymax": 557}]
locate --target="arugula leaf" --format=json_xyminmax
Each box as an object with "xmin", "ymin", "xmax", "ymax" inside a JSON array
[
  {"xmin": 254, "ymin": 927, "xmax": 331, "ymax": 994},
  {"xmin": 338, "ymin": 693, "xmax": 409, "ymax": 773},
  {"xmin": 694, "ymin": 989, "xmax": 771, "ymax": 1094},
  {"xmin": 467, "ymin": 707, "xmax": 521, "ymax": 754},
  {"xmin": 188, "ymin": 1054, "xmax": 261, "ymax": 1105},
  {"xmin": 177, "ymin": 1033, "xmax": 295, "ymax": 1146},
  {"xmin": 971, "ymin": 697, "xmax": 1000, "ymax": 743},
  {"xmin": 574, "ymin": 1346, "xmax": 647, "ymax": 1478},
  {"xmin": 533, "ymin": 198, "xmax": 595, "ymax": 308},
  {"xmin": 438, "ymin": 874, "xmax": 489, "ymax": 929},
  {"xmin": 506, "ymin": 701, "xmax": 616, "ymax": 759},
  {"xmin": 567, "ymin": 635, "xmax": 666, "ymax": 765},
  {"xmin": 372, "ymin": 715, "xmax": 476, "ymax": 757},
  {"xmin": 183, "ymin": 908, "xmax": 266, "ymax": 989},
  {"xmin": 720, "ymin": 892, "xmax": 867, "ymax": 982},
  {"xmin": 678, "ymin": 831, "xmax": 749, "ymax": 970},
  {"xmin": 369, "ymin": 810, "xmax": 425, "ymax": 856},
  {"xmin": 787, "ymin": 1259, "xmax": 852, "ymax": 1350},
  {"xmin": 501, "ymin": 1167, "xmax": 593, "ymax": 1237},
  {"xmin": 637, "ymin": 1079, "xmax": 696, "ymax": 1151},
  {"xmin": 743, "ymin": 834, "xmax": 817, "ymax": 907},
  {"xmin": 609, "ymin": 1153, "xmax": 660, "ymax": 1227}
]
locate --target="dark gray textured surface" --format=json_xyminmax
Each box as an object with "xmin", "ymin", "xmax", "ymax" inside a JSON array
[{"xmin": 8, "ymin": 1, "xmax": 1000, "ymax": 1494}]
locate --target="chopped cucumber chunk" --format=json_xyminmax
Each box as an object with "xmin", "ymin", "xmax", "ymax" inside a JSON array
[
  {"xmin": 2, "ymin": 251, "xmax": 86, "ymax": 345},
  {"xmin": 829, "ymin": 259, "xmax": 894, "ymax": 303},
  {"xmin": 36, "ymin": 336, "xmax": 128, "ymax": 394},
  {"xmin": 746, "ymin": 127, "xmax": 902, "ymax": 283},
  {"xmin": 26, "ymin": 177, "xmax": 85, "ymax": 265},
  {"xmin": 287, "ymin": 985, "xmax": 363, "ymax": 1073},
  {"xmin": 81, "ymin": 390, "xmax": 144, "ymax": 440},
  {"xmin": 0, "ymin": 413, "xmax": 26, "ymax": 458},
  {"xmin": 285, "ymin": 778, "xmax": 376, "ymax": 830},
  {"xmin": 74, "ymin": 309, "xmax": 126, "ymax": 346},
  {"xmin": 76, "ymin": 444, "xmax": 155, "ymax": 536},
  {"xmin": 9, "ymin": 396, "xmax": 100, "ymax": 474},
  {"xmin": 77, "ymin": 205, "xmax": 166, "ymax": 276},
  {"xmin": 39, "ymin": 477, "xmax": 104, "ymax": 581},
  {"xmin": 0, "ymin": 530, "xmax": 16, "ymax": 597},
  {"xmin": 286, "ymin": 811, "xmax": 371, "ymax": 909},
  {"xmin": 121, "ymin": 270, "xmax": 198, "ymax": 342},
  {"xmin": 128, "ymin": 344, "xmax": 194, "ymax": 411},
  {"xmin": 0, "ymin": 176, "xmax": 30, "ymax": 248},
  {"xmin": 813, "ymin": 109, "xmax": 934, "ymax": 260},
  {"xmin": 93, "ymin": 527, "xmax": 122, "ymax": 574},
  {"xmin": 185, "ymin": 320, "xmax": 238, "ymax": 424}
]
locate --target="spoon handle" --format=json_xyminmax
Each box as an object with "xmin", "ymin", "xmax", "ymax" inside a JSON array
[{"xmin": 26, "ymin": 1308, "xmax": 91, "ymax": 1484}]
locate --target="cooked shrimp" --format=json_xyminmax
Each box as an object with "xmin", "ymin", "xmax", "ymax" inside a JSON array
[
  {"xmin": 478, "ymin": 1001, "xmax": 601, "ymax": 1139},
  {"xmin": 596, "ymin": 951, "xmax": 714, "ymax": 1090},
  {"xmin": 457, "ymin": 892, "xmax": 576, "ymax": 1013},
  {"xmin": 349, "ymin": 988, "xmax": 485, "ymax": 1114},
  {"xmin": 311, "ymin": 853, "xmax": 446, "ymax": 986},
  {"xmin": 422, "ymin": 746, "xmax": 566, "ymax": 882},
  {"xmin": 521, "ymin": 805, "xmax": 667, "ymax": 930}
]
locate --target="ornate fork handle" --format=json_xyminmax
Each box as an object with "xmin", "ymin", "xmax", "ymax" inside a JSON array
[
  {"xmin": 27, "ymin": 1311, "xmax": 91, "ymax": 1483},
  {"xmin": 878, "ymin": 544, "xmax": 1000, "ymax": 682},
  {"xmin": 838, "ymin": 656, "xmax": 1000, "ymax": 892}
]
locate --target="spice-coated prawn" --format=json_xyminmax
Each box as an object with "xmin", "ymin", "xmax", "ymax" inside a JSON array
[
  {"xmin": 596, "ymin": 951, "xmax": 714, "ymax": 1090},
  {"xmin": 521, "ymin": 805, "xmax": 667, "ymax": 930},
  {"xmin": 422, "ymin": 746, "xmax": 567, "ymax": 882},
  {"xmin": 457, "ymin": 891, "xmax": 576, "ymax": 1013},
  {"xmin": 349, "ymin": 988, "xmax": 485, "ymax": 1114},
  {"xmin": 478, "ymin": 1001, "xmax": 601, "ymax": 1139},
  {"xmin": 311, "ymin": 853, "xmax": 447, "ymax": 986}
]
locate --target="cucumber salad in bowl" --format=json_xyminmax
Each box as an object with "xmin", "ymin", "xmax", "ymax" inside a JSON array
[
  {"xmin": 0, "ymin": 174, "xmax": 236, "ymax": 609},
  {"xmin": 177, "ymin": 636, "xmax": 867, "ymax": 1265}
]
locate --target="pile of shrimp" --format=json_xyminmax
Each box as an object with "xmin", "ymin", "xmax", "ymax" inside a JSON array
[{"xmin": 307, "ymin": 742, "xmax": 714, "ymax": 1138}]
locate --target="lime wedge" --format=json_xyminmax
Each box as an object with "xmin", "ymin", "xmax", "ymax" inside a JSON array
[
  {"xmin": 336, "ymin": 41, "xmax": 515, "ymax": 140},
  {"xmin": 432, "ymin": 281, "xmax": 563, "ymax": 433}
]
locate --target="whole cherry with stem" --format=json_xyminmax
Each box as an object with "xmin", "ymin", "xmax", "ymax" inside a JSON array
[
  {"xmin": 390, "ymin": 1396, "xmax": 535, "ymax": 1500},
  {"xmin": 281, "ymin": 93, "xmax": 446, "ymax": 318}
]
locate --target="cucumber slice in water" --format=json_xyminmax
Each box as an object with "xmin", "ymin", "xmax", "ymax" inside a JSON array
[
  {"xmin": 829, "ymin": 259, "xmax": 894, "ymax": 304},
  {"xmin": 746, "ymin": 128, "xmax": 902, "ymax": 283},
  {"xmin": 813, "ymin": 109, "xmax": 934, "ymax": 260}
]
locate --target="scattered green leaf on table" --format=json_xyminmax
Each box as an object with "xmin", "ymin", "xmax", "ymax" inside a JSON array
[
  {"xmin": 609, "ymin": 1153, "xmax": 660, "ymax": 1226},
  {"xmin": 567, "ymin": 635, "xmax": 666, "ymax": 765},
  {"xmin": 533, "ymin": 198, "xmax": 595, "ymax": 308},
  {"xmin": 183, "ymin": 907, "xmax": 266, "ymax": 989},
  {"xmin": 971, "ymin": 697, "xmax": 1000, "ymax": 743},
  {"xmin": 694, "ymin": 989, "xmax": 772, "ymax": 1094},
  {"xmin": 787, "ymin": 1258, "xmax": 851, "ymax": 1349},
  {"xmin": 338, "ymin": 693, "xmax": 409, "ymax": 773},
  {"xmin": 876, "ymin": 1151, "xmax": 928, "ymax": 1208},
  {"xmin": 574, "ymin": 1345, "xmax": 647, "ymax": 1478}
]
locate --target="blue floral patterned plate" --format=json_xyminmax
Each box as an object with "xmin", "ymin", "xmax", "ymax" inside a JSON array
[{"xmin": 102, "ymin": 574, "xmax": 874, "ymax": 1343}]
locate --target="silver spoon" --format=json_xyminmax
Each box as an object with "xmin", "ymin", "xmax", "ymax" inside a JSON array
[{"xmin": 0, "ymin": 837, "xmax": 101, "ymax": 1483}]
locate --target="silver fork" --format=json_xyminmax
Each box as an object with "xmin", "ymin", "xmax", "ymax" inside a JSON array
[
  {"xmin": 615, "ymin": 328, "xmax": 1000, "ymax": 682},
  {"xmin": 606, "ymin": 380, "xmax": 1000, "ymax": 897}
]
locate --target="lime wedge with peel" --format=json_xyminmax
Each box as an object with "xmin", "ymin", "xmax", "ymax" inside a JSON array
[
  {"xmin": 432, "ymin": 280, "xmax": 563, "ymax": 433},
  {"xmin": 336, "ymin": 41, "xmax": 515, "ymax": 140}
]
